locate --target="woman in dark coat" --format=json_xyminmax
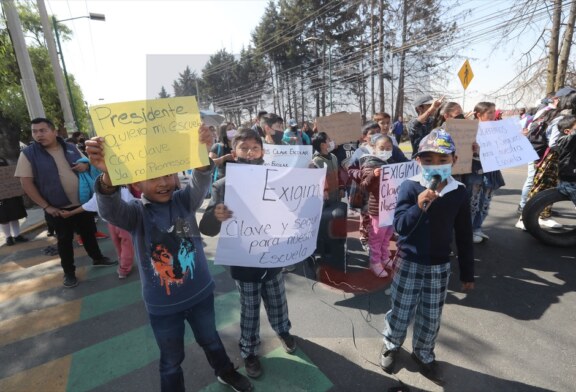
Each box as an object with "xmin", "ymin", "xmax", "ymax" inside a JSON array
[{"xmin": 0, "ymin": 157, "xmax": 28, "ymax": 246}]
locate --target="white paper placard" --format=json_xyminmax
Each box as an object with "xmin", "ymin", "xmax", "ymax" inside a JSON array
[
  {"xmin": 378, "ymin": 161, "xmax": 421, "ymax": 227},
  {"xmin": 477, "ymin": 118, "xmax": 539, "ymax": 172},
  {"xmin": 215, "ymin": 165, "xmax": 326, "ymax": 267}
]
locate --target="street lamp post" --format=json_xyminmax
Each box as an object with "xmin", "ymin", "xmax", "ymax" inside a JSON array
[{"xmin": 52, "ymin": 13, "xmax": 105, "ymax": 132}]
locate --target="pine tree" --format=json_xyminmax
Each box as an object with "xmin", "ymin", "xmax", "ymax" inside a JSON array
[
  {"xmin": 172, "ymin": 66, "xmax": 199, "ymax": 97},
  {"xmin": 158, "ymin": 86, "xmax": 170, "ymax": 98}
]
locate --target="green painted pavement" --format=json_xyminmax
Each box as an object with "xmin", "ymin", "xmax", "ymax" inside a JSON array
[
  {"xmin": 201, "ymin": 347, "xmax": 333, "ymax": 392},
  {"xmin": 66, "ymin": 291, "xmax": 241, "ymax": 392},
  {"xmin": 79, "ymin": 281, "xmax": 141, "ymax": 320},
  {"xmin": 80, "ymin": 260, "xmax": 226, "ymax": 320}
]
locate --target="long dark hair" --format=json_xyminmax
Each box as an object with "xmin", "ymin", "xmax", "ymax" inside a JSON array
[
  {"xmin": 218, "ymin": 123, "xmax": 232, "ymax": 146},
  {"xmin": 473, "ymin": 102, "xmax": 495, "ymax": 119},
  {"xmin": 433, "ymin": 102, "xmax": 462, "ymax": 128}
]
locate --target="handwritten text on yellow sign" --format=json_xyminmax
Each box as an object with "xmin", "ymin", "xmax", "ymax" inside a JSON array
[{"xmin": 89, "ymin": 96, "xmax": 208, "ymax": 185}]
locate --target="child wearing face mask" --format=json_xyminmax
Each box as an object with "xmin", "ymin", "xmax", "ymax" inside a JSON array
[
  {"xmin": 359, "ymin": 134, "xmax": 408, "ymax": 277},
  {"xmin": 379, "ymin": 129, "xmax": 474, "ymax": 385}
]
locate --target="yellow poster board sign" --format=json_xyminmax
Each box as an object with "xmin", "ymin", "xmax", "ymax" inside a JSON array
[
  {"xmin": 89, "ymin": 96, "xmax": 208, "ymax": 185},
  {"xmin": 458, "ymin": 60, "xmax": 474, "ymax": 90}
]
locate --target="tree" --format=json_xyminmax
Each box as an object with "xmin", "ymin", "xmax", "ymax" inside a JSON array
[
  {"xmin": 386, "ymin": 0, "xmax": 458, "ymax": 119},
  {"xmin": 158, "ymin": 86, "xmax": 170, "ymax": 98},
  {"xmin": 0, "ymin": 2, "xmax": 88, "ymax": 144},
  {"xmin": 202, "ymin": 49, "xmax": 239, "ymax": 121},
  {"xmin": 172, "ymin": 66, "xmax": 199, "ymax": 97},
  {"xmin": 555, "ymin": 0, "xmax": 576, "ymax": 91},
  {"xmin": 492, "ymin": 1, "xmax": 576, "ymax": 105},
  {"xmin": 546, "ymin": 0, "xmax": 562, "ymax": 94}
]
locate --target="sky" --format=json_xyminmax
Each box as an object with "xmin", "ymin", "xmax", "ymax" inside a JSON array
[{"xmin": 42, "ymin": 0, "xmax": 554, "ymax": 114}]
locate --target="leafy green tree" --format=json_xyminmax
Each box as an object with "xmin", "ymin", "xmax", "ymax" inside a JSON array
[{"xmin": 0, "ymin": 2, "xmax": 88, "ymax": 146}]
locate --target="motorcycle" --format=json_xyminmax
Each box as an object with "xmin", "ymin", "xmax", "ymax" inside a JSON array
[{"xmin": 522, "ymin": 188, "xmax": 576, "ymax": 247}]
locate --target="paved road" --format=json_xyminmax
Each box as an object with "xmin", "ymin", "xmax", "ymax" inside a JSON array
[{"xmin": 0, "ymin": 166, "xmax": 574, "ymax": 392}]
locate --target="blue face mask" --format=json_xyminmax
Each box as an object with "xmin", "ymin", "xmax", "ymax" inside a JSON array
[{"xmin": 421, "ymin": 164, "xmax": 452, "ymax": 182}]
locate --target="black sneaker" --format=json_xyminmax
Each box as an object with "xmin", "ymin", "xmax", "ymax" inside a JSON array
[
  {"xmin": 278, "ymin": 333, "xmax": 297, "ymax": 354},
  {"xmin": 6, "ymin": 236, "xmax": 15, "ymax": 246},
  {"xmin": 14, "ymin": 235, "xmax": 29, "ymax": 243},
  {"xmin": 92, "ymin": 257, "xmax": 118, "ymax": 267},
  {"xmin": 380, "ymin": 347, "xmax": 398, "ymax": 374},
  {"xmin": 244, "ymin": 354, "xmax": 262, "ymax": 378},
  {"xmin": 63, "ymin": 274, "xmax": 79, "ymax": 288},
  {"xmin": 217, "ymin": 367, "xmax": 253, "ymax": 392},
  {"xmin": 411, "ymin": 353, "xmax": 444, "ymax": 386}
]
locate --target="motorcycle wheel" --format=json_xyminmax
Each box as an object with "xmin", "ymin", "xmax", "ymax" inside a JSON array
[{"xmin": 522, "ymin": 188, "xmax": 576, "ymax": 247}]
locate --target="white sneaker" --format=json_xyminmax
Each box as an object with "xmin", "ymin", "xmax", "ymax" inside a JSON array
[
  {"xmin": 538, "ymin": 217, "xmax": 562, "ymax": 228},
  {"xmin": 473, "ymin": 234, "xmax": 484, "ymax": 244},
  {"xmin": 370, "ymin": 263, "xmax": 389, "ymax": 278},
  {"xmin": 474, "ymin": 230, "xmax": 490, "ymax": 240},
  {"xmin": 515, "ymin": 219, "xmax": 526, "ymax": 230}
]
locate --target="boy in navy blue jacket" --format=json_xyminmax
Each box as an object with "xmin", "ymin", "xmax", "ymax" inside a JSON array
[
  {"xmin": 86, "ymin": 126, "xmax": 252, "ymax": 392},
  {"xmin": 379, "ymin": 129, "xmax": 475, "ymax": 385}
]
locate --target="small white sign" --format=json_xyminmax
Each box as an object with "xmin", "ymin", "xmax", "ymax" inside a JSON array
[
  {"xmin": 378, "ymin": 161, "xmax": 421, "ymax": 227},
  {"xmin": 262, "ymin": 144, "xmax": 313, "ymax": 168},
  {"xmin": 476, "ymin": 118, "xmax": 539, "ymax": 173}
]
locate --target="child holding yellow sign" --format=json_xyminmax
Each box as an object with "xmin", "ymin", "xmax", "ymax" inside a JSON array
[{"xmin": 86, "ymin": 125, "xmax": 252, "ymax": 392}]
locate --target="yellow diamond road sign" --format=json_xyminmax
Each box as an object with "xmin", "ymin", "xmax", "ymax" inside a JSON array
[{"xmin": 458, "ymin": 60, "xmax": 474, "ymax": 90}]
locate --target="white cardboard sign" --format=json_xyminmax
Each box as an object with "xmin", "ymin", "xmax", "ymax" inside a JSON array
[
  {"xmin": 262, "ymin": 144, "xmax": 313, "ymax": 168},
  {"xmin": 378, "ymin": 161, "xmax": 421, "ymax": 227},
  {"xmin": 476, "ymin": 118, "xmax": 539, "ymax": 172},
  {"xmin": 215, "ymin": 165, "xmax": 326, "ymax": 267}
]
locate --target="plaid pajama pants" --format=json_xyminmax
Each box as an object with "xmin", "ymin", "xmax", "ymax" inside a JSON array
[
  {"xmin": 235, "ymin": 272, "xmax": 291, "ymax": 358},
  {"xmin": 383, "ymin": 258, "xmax": 451, "ymax": 364}
]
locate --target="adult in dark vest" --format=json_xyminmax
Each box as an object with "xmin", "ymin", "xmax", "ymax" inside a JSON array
[{"xmin": 15, "ymin": 118, "xmax": 115, "ymax": 288}]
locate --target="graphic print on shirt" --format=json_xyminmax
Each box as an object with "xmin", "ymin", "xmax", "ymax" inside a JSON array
[{"xmin": 150, "ymin": 217, "xmax": 196, "ymax": 295}]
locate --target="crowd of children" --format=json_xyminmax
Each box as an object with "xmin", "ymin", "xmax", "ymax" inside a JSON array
[{"xmin": 10, "ymin": 90, "xmax": 573, "ymax": 391}]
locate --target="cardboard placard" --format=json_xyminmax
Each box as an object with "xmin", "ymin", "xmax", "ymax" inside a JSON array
[
  {"xmin": 316, "ymin": 112, "xmax": 362, "ymax": 145},
  {"xmin": 445, "ymin": 119, "xmax": 478, "ymax": 175},
  {"xmin": 0, "ymin": 166, "xmax": 24, "ymax": 199}
]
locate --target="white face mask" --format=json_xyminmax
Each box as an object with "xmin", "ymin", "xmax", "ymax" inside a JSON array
[
  {"xmin": 376, "ymin": 150, "xmax": 393, "ymax": 161},
  {"xmin": 328, "ymin": 140, "xmax": 335, "ymax": 152},
  {"xmin": 226, "ymin": 129, "xmax": 237, "ymax": 139}
]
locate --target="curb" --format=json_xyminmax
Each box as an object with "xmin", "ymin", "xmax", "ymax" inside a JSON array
[{"xmin": 21, "ymin": 220, "xmax": 47, "ymax": 236}]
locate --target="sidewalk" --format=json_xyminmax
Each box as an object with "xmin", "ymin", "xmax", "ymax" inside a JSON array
[{"xmin": 0, "ymin": 207, "xmax": 46, "ymax": 245}]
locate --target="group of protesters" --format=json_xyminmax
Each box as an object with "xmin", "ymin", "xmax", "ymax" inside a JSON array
[{"xmin": 10, "ymin": 85, "xmax": 576, "ymax": 391}]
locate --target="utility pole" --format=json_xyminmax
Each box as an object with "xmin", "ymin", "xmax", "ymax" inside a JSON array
[
  {"xmin": 3, "ymin": 0, "xmax": 45, "ymax": 119},
  {"xmin": 37, "ymin": 0, "xmax": 76, "ymax": 133}
]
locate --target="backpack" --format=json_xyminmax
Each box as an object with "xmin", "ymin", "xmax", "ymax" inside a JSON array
[{"xmin": 526, "ymin": 119, "xmax": 549, "ymax": 160}]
